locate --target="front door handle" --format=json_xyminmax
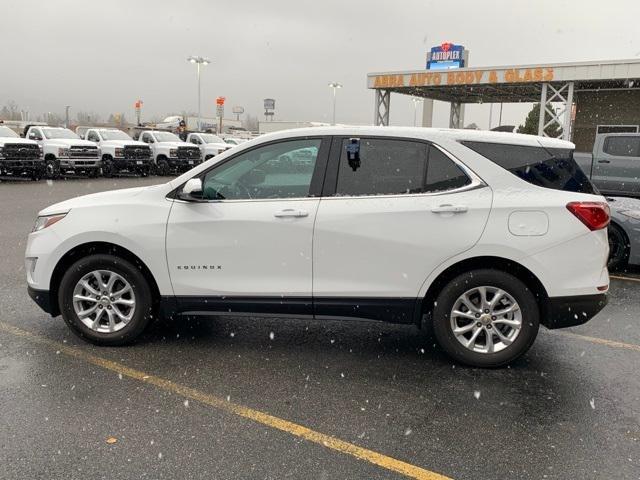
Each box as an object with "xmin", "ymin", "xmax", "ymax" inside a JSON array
[
  {"xmin": 431, "ymin": 204, "xmax": 468, "ymax": 214},
  {"xmin": 274, "ymin": 209, "xmax": 309, "ymax": 218},
  {"xmin": 597, "ymin": 160, "xmax": 611, "ymax": 164}
]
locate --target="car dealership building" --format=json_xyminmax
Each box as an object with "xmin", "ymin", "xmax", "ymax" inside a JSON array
[{"xmin": 368, "ymin": 45, "xmax": 640, "ymax": 152}]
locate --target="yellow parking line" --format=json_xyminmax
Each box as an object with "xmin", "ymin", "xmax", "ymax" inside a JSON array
[
  {"xmin": 0, "ymin": 322, "xmax": 451, "ymax": 480},
  {"xmin": 553, "ymin": 330, "xmax": 640, "ymax": 353},
  {"xmin": 610, "ymin": 274, "xmax": 640, "ymax": 283}
]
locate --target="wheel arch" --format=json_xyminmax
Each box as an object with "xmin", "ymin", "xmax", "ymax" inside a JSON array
[
  {"xmin": 49, "ymin": 241, "xmax": 161, "ymax": 317},
  {"xmin": 418, "ymin": 256, "xmax": 550, "ymax": 327}
]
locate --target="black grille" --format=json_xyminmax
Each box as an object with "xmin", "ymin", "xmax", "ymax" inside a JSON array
[
  {"xmin": 177, "ymin": 146, "xmax": 201, "ymax": 160},
  {"xmin": 70, "ymin": 146, "xmax": 99, "ymax": 158},
  {"xmin": 2, "ymin": 143, "xmax": 40, "ymax": 159},
  {"xmin": 124, "ymin": 145, "xmax": 152, "ymax": 159}
]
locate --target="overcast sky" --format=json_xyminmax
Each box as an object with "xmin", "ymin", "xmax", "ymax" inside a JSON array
[{"xmin": 2, "ymin": 0, "xmax": 640, "ymax": 129}]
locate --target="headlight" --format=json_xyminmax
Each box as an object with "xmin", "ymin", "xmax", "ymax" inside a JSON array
[
  {"xmin": 115, "ymin": 147, "xmax": 124, "ymax": 158},
  {"xmin": 58, "ymin": 147, "xmax": 70, "ymax": 157},
  {"xmin": 32, "ymin": 213, "xmax": 67, "ymax": 232},
  {"xmin": 169, "ymin": 148, "xmax": 178, "ymax": 157},
  {"xmin": 619, "ymin": 209, "xmax": 640, "ymax": 220},
  {"xmin": 38, "ymin": 145, "xmax": 43, "ymax": 158}
]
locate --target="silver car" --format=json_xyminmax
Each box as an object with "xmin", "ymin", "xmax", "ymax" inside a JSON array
[{"xmin": 607, "ymin": 196, "xmax": 640, "ymax": 269}]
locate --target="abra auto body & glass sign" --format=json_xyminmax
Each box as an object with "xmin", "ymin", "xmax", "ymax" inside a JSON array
[{"xmin": 371, "ymin": 67, "xmax": 555, "ymax": 88}]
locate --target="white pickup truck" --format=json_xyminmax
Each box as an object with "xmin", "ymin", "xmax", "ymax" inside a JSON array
[
  {"xmin": 84, "ymin": 128, "xmax": 152, "ymax": 177},
  {"xmin": 0, "ymin": 126, "xmax": 44, "ymax": 180},
  {"xmin": 136, "ymin": 130, "xmax": 201, "ymax": 175},
  {"xmin": 25, "ymin": 126, "xmax": 100, "ymax": 179},
  {"xmin": 185, "ymin": 132, "xmax": 232, "ymax": 160}
]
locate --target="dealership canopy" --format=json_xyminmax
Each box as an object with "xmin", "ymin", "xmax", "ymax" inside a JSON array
[{"xmin": 367, "ymin": 58, "xmax": 640, "ymax": 146}]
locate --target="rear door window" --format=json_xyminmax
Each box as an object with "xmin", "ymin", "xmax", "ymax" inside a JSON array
[
  {"xmin": 333, "ymin": 138, "xmax": 470, "ymax": 196},
  {"xmin": 461, "ymin": 141, "xmax": 596, "ymax": 194},
  {"xmin": 603, "ymin": 136, "xmax": 640, "ymax": 157}
]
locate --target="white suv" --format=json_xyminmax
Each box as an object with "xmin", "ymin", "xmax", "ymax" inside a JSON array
[{"xmin": 25, "ymin": 127, "xmax": 610, "ymax": 367}]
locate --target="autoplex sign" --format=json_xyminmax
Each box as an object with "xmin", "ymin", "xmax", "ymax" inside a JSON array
[
  {"xmin": 371, "ymin": 67, "xmax": 555, "ymax": 88},
  {"xmin": 427, "ymin": 43, "xmax": 465, "ymax": 70}
]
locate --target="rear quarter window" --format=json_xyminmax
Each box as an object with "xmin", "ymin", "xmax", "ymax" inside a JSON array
[{"xmin": 461, "ymin": 141, "xmax": 596, "ymax": 194}]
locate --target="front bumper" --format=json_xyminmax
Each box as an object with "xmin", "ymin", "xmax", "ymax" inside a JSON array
[
  {"xmin": 113, "ymin": 159, "xmax": 153, "ymax": 170},
  {"xmin": 542, "ymin": 293, "xmax": 608, "ymax": 329},
  {"xmin": 0, "ymin": 160, "xmax": 45, "ymax": 174},
  {"xmin": 59, "ymin": 159, "xmax": 101, "ymax": 169},
  {"xmin": 28, "ymin": 286, "xmax": 58, "ymax": 316},
  {"xmin": 168, "ymin": 158, "xmax": 202, "ymax": 170}
]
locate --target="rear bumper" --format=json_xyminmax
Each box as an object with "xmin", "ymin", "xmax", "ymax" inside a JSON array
[
  {"xmin": 28, "ymin": 287, "xmax": 58, "ymax": 317},
  {"xmin": 542, "ymin": 293, "xmax": 608, "ymax": 329}
]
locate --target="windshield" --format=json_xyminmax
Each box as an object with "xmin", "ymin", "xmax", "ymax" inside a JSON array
[
  {"xmin": 99, "ymin": 129, "xmax": 132, "ymax": 141},
  {"xmin": 42, "ymin": 128, "xmax": 79, "ymax": 139},
  {"xmin": 199, "ymin": 134, "xmax": 225, "ymax": 144},
  {"xmin": 153, "ymin": 132, "xmax": 180, "ymax": 142},
  {"xmin": 0, "ymin": 126, "xmax": 18, "ymax": 138}
]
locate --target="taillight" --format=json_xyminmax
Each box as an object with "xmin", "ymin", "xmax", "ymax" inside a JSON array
[{"xmin": 566, "ymin": 202, "xmax": 610, "ymax": 231}]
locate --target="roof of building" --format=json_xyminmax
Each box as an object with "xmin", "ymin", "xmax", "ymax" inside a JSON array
[{"xmin": 367, "ymin": 58, "xmax": 640, "ymax": 103}]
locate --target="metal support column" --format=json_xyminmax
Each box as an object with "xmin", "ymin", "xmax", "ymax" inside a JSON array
[
  {"xmin": 449, "ymin": 102, "xmax": 465, "ymax": 129},
  {"xmin": 538, "ymin": 81, "xmax": 574, "ymax": 140},
  {"xmin": 374, "ymin": 89, "xmax": 390, "ymax": 126},
  {"xmin": 421, "ymin": 99, "xmax": 434, "ymax": 127}
]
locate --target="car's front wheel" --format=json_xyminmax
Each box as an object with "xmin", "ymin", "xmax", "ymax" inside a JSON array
[
  {"xmin": 432, "ymin": 269, "xmax": 539, "ymax": 367},
  {"xmin": 58, "ymin": 254, "xmax": 153, "ymax": 345}
]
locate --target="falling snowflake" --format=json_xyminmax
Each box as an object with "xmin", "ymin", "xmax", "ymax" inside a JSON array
[
  {"xmin": 269, "ymin": 332, "xmax": 275, "ymax": 340},
  {"xmin": 183, "ymin": 400, "xmax": 189, "ymax": 408},
  {"xmin": 473, "ymin": 390, "xmax": 481, "ymax": 400},
  {"xmin": 404, "ymin": 428, "xmax": 412, "ymax": 436},
  {"xmin": 589, "ymin": 398, "xmax": 595, "ymax": 409}
]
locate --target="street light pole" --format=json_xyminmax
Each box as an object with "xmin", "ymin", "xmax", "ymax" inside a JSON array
[
  {"xmin": 328, "ymin": 82, "xmax": 342, "ymax": 125},
  {"xmin": 187, "ymin": 56, "xmax": 211, "ymax": 131},
  {"xmin": 65, "ymin": 105, "xmax": 71, "ymax": 128}
]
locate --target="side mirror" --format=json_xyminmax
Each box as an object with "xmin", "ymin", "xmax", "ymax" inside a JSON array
[{"xmin": 178, "ymin": 178, "xmax": 204, "ymax": 201}]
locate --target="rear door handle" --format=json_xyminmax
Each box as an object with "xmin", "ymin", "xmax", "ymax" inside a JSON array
[
  {"xmin": 274, "ymin": 209, "xmax": 309, "ymax": 218},
  {"xmin": 431, "ymin": 204, "xmax": 468, "ymax": 214},
  {"xmin": 597, "ymin": 160, "xmax": 611, "ymax": 164}
]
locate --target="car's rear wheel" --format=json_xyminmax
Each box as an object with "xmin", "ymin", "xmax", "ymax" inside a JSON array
[
  {"xmin": 432, "ymin": 269, "xmax": 539, "ymax": 367},
  {"xmin": 58, "ymin": 254, "xmax": 153, "ymax": 345},
  {"xmin": 607, "ymin": 223, "xmax": 629, "ymax": 271}
]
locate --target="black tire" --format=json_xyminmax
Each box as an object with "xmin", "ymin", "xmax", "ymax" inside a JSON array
[
  {"xmin": 45, "ymin": 157, "xmax": 60, "ymax": 179},
  {"xmin": 157, "ymin": 158, "xmax": 170, "ymax": 176},
  {"xmin": 102, "ymin": 156, "xmax": 114, "ymax": 178},
  {"xmin": 58, "ymin": 254, "xmax": 153, "ymax": 345},
  {"xmin": 431, "ymin": 269, "xmax": 540, "ymax": 368},
  {"xmin": 607, "ymin": 223, "xmax": 630, "ymax": 271}
]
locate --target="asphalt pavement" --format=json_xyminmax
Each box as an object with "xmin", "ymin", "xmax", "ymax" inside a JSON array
[{"xmin": 0, "ymin": 176, "xmax": 638, "ymax": 480}]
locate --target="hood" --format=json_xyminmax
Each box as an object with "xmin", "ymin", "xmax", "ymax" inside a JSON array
[
  {"xmin": 156, "ymin": 141, "xmax": 192, "ymax": 148},
  {"xmin": 98, "ymin": 140, "xmax": 148, "ymax": 148},
  {"xmin": 0, "ymin": 137, "xmax": 39, "ymax": 146},
  {"xmin": 39, "ymin": 184, "xmax": 168, "ymax": 216},
  {"xmin": 45, "ymin": 138, "xmax": 96, "ymax": 147},
  {"xmin": 203, "ymin": 142, "xmax": 231, "ymax": 151}
]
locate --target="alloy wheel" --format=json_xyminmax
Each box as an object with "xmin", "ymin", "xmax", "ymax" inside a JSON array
[
  {"xmin": 72, "ymin": 270, "xmax": 136, "ymax": 333},
  {"xmin": 450, "ymin": 286, "xmax": 522, "ymax": 354}
]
